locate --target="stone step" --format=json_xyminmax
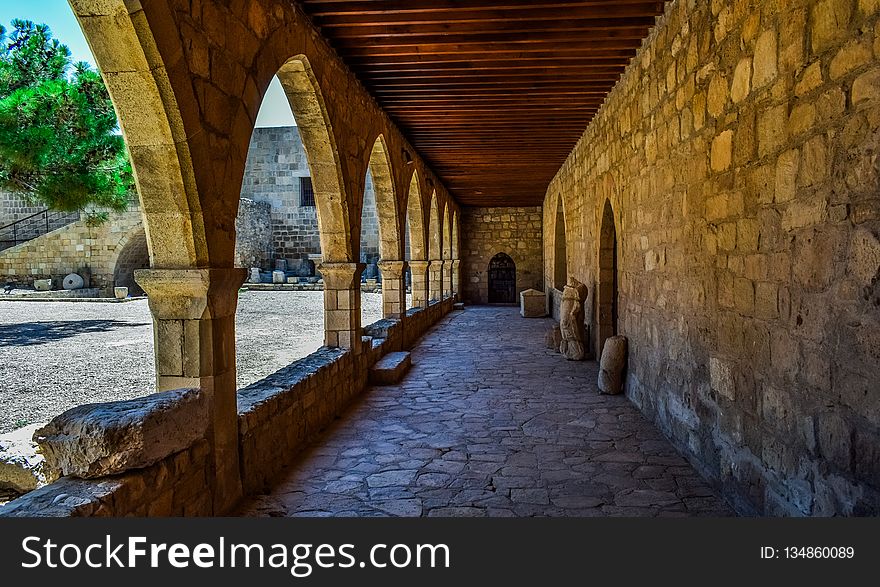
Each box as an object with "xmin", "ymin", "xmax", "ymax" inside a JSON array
[{"xmin": 369, "ymin": 351, "xmax": 412, "ymax": 385}]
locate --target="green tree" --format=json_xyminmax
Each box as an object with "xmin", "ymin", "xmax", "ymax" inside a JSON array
[{"xmin": 0, "ymin": 19, "xmax": 132, "ymax": 221}]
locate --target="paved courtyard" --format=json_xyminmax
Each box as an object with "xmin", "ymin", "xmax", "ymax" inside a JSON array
[
  {"xmin": 239, "ymin": 306, "xmax": 733, "ymax": 517},
  {"xmin": 0, "ymin": 291, "xmax": 386, "ymax": 433}
]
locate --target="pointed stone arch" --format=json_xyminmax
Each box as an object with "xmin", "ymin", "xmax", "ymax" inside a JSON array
[
  {"xmin": 451, "ymin": 210, "xmax": 459, "ymax": 259},
  {"xmin": 442, "ymin": 202, "xmax": 452, "ymax": 260},
  {"xmin": 277, "ymin": 56, "xmax": 351, "ymax": 263},
  {"xmin": 70, "ymin": 0, "xmax": 207, "ymax": 269},
  {"xmin": 429, "ymin": 191, "xmax": 441, "ymax": 261},
  {"xmin": 366, "ymin": 135, "xmax": 401, "ymax": 261},
  {"xmin": 406, "ymin": 170, "xmax": 426, "ymax": 261}
]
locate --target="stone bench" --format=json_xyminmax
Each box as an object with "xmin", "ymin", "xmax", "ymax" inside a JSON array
[{"xmin": 369, "ymin": 351, "xmax": 412, "ymax": 385}]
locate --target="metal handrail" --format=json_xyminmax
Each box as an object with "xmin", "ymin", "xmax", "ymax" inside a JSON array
[{"xmin": 0, "ymin": 208, "xmax": 80, "ymax": 251}]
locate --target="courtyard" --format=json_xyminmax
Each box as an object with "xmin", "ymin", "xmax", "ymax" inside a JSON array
[{"xmin": 0, "ymin": 291, "xmax": 387, "ymax": 434}]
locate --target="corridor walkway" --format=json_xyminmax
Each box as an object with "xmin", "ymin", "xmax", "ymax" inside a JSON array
[{"xmin": 238, "ymin": 306, "xmax": 733, "ymax": 517}]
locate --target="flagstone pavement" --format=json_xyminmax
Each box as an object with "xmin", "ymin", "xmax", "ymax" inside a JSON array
[{"xmin": 237, "ymin": 306, "xmax": 733, "ymax": 517}]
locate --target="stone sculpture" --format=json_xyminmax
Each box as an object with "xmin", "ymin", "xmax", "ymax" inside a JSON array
[
  {"xmin": 598, "ymin": 335, "xmax": 628, "ymax": 394},
  {"xmin": 558, "ymin": 277, "xmax": 589, "ymax": 360}
]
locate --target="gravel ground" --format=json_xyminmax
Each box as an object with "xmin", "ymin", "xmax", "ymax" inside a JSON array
[{"xmin": 0, "ymin": 290, "xmax": 393, "ymax": 433}]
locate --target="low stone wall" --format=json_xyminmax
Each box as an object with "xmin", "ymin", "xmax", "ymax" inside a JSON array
[
  {"xmin": 0, "ymin": 439, "xmax": 213, "ymax": 517},
  {"xmin": 0, "ymin": 298, "xmax": 453, "ymax": 516},
  {"xmin": 238, "ymin": 299, "xmax": 452, "ymax": 494}
]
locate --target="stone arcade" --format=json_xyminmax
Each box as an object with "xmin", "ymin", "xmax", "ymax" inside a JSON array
[{"xmin": 0, "ymin": 0, "xmax": 878, "ymax": 517}]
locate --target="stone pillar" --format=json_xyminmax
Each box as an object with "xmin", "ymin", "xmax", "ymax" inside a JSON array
[
  {"xmin": 409, "ymin": 260, "xmax": 430, "ymax": 308},
  {"xmin": 428, "ymin": 260, "xmax": 444, "ymax": 302},
  {"xmin": 135, "ymin": 267, "xmax": 247, "ymax": 514},
  {"xmin": 377, "ymin": 260, "xmax": 408, "ymax": 319},
  {"xmin": 452, "ymin": 259, "xmax": 461, "ymax": 297},
  {"xmin": 319, "ymin": 262, "xmax": 365, "ymax": 351},
  {"xmin": 442, "ymin": 260, "xmax": 453, "ymax": 298}
]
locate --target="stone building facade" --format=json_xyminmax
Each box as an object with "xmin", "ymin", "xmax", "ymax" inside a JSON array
[
  {"xmin": 461, "ymin": 207, "xmax": 543, "ymax": 304},
  {"xmin": 544, "ymin": 0, "xmax": 880, "ymax": 515},
  {"xmin": 0, "ymin": 126, "xmax": 382, "ymax": 288},
  {"xmin": 240, "ymin": 126, "xmax": 381, "ymax": 267}
]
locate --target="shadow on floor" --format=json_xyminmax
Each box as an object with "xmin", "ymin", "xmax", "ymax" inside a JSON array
[{"xmin": 0, "ymin": 320, "xmax": 149, "ymax": 347}]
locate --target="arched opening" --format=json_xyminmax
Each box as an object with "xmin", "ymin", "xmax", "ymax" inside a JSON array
[
  {"xmin": 276, "ymin": 57, "xmax": 351, "ymax": 264},
  {"xmin": 554, "ymin": 198, "xmax": 568, "ymax": 290},
  {"xmin": 405, "ymin": 170, "xmax": 425, "ymax": 309},
  {"xmin": 488, "ymin": 253, "xmax": 516, "ymax": 304},
  {"xmin": 442, "ymin": 202, "xmax": 451, "ymax": 298},
  {"xmin": 597, "ymin": 199, "xmax": 619, "ymax": 356},
  {"xmin": 363, "ymin": 134, "xmax": 405, "ymax": 321},
  {"xmin": 428, "ymin": 191, "xmax": 441, "ymax": 302},
  {"xmin": 113, "ymin": 226, "xmax": 149, "ymax": 296}
]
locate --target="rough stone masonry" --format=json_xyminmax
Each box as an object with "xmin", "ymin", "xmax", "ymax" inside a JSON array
[{"xmin": 544, "ymin": 0, "xmax": 880, "ymax": 515}]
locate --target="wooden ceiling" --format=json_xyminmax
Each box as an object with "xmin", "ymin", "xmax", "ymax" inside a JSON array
[{"xmin": 298, "ymin": 0, "xmax": 666, "ymax": 206}]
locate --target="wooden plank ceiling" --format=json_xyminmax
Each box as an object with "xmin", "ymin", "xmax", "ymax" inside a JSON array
[{"xmin": 298, "ymin": 0, "xmax": 667, "ymax": 206}]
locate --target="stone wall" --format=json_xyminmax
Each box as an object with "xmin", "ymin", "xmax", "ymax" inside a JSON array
[
  {"xmin": 0, "ymin": 210, "xmax": 144, "ymax": 292},
  {"xmin": 240, "ymin": 126, "xmax": 381, "ymax": 266},
  {"xmin": 234, "ymin": 198, "xmax": 273, "ymax": 269},
  {"xmin": 544, "ymin": 0, "xmax": 880, "ymax": 515},
  {"xmin": 461, "ymin": 206, "xmax": 544, "ymax": 304},
  {"xmin": 0, "ymin": 191, "xmax": 45, "ymax": 227}
]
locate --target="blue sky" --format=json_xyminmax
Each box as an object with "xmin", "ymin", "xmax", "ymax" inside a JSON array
[{"xmin": 0, "ymin": 0, "xmax": 294, "ymax": 127}]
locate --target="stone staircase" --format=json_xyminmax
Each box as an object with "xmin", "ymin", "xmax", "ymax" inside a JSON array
[{"xmin": 0, "ymin": 209, "xmax": 80, "ymax": 252}]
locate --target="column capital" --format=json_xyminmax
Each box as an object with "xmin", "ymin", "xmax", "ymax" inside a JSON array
[
  {"xmin": 135, "ymin": 268, "xmax": 246, "ymax": 320},
  {"xmin": 408, "ymin": 260, "xmax": 430, "ymax": 271},
  {"xmin": 451, "ymin": 259, "xmax": 461, "ymax": 268},
  {"xmin": 377, "ymin": 259, "xmax": 408, "ymax": 279},
  {"xmin": 428, "ymin": 259, "xmax": 444, "ymax": 270},
  {"xmin": 319, "ymin": 262, "xmax": 365, "ymax": 289}
]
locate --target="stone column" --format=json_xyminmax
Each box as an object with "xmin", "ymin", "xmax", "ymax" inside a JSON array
[
  {"xmin": 409, "ymin": 260, "xmax": 430, "ymax": 308},
  {"xmin": 135, "ymin": 267, "xmax": 247, "ymax": 514},
  {"xmin": 428, "ymin": 260, "xmax": 444, "ymax": 302},
  {"xmin": 452, "ymin": 259, "xmax": 461, "ymax": 297},
  {"xmin": 320, "ymin": 262, "xmax": 365, "ymax": 351},
  {"xmin": 442, "ymin": 260, "xmax": 453, "ymax": 298},
  {"xmin": 377, "ymin": 260, "xmax": 408, "ymax": 319}
]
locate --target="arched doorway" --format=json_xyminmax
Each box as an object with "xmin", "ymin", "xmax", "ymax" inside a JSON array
[
  {"xmin": 113, "ymin": 227, "xmax": 149, "ymax": 296},
  {"xmin": 597, "ymin": 200, "xmax": 618, "ymax": 355},
  {"xmin": 488, "ymin": 253, "xmax": 516, "ymax": 303},
  {"xmin": 554, "ymin": 198, "xmax": 567, "ymax": 290}
]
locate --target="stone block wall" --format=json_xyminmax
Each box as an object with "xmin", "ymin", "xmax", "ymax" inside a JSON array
[
  {"xmin": 0, "ymin": 190, "xmax": 45, "ymax": 227},
  {"xmin": 239, "ymin": 126, "xmax": 381, "ymax": 266},
  {"xmin": 0, "ymin": 439, "xmax": 213, "ymax": 517},
  {"xmin": 461, "ymin": 206, "xmax": 544, "ymax": 304},
  {"xmin": 0, "ymin": 210, "xmax": 143, "ymax": 291},
  {"xmin": 544, "ymin": 0, "xmax": 880, "ymax": 515},
  {"xmin": 234, "ymin": 198, "xmax": 273, "ymax": 269}
]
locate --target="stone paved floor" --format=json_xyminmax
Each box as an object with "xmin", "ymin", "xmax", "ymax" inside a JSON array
[{"xmin": 238, "ymin": 306, "xmax": 733, "ymax": 517}]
